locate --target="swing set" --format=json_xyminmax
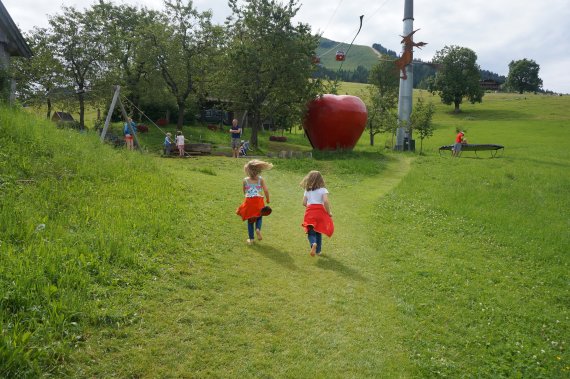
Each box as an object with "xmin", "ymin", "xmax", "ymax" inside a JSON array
[{"xmin": 98, "ymin": 85, "xmax": 215, "ymax": 157}]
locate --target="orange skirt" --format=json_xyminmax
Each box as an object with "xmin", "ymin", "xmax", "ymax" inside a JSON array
[
  {"xmin": 236, "ymin": 197, "xmax": 265, "ymax": 221},
  {"xmin": 302, "ymin": 204, "xmax": 334, "ymax": 237}
]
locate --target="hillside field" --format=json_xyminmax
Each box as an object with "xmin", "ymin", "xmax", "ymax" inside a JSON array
[
  {"xmin": 316, "ymin": 38, "xmax": 380, "ymax": 71},
  {"xmin": 1, "ymin": 89, "xmax": 569, "ymax": 378}
]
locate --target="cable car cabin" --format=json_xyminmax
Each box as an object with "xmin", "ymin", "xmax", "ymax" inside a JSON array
[
  {"xmin": 311, "ymin": 55, "xmax": 321, "ymax": 64},
  {"xmin": 335, "ymin": 51, "xmax": 346, "ymax": 61}
]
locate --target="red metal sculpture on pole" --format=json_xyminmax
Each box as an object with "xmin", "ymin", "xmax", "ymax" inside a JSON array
[{"xmin": 394, "ymin": 29, "xmax": 427, "ymax": 80}]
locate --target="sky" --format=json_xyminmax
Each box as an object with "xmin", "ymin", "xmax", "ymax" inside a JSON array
[{"xmin": 3, "ymin": 0, "xmax": 570, "ymax": 93}]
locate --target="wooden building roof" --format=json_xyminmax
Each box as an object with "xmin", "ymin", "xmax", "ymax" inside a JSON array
[{"xmin": 0, "ymin": 1, "xmax": 32, "ymax": 58}]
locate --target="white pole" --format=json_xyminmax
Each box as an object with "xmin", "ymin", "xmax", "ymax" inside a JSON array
[{"xmin": 396, "ymin": 0, "xmax": 414, "ymax": 151}]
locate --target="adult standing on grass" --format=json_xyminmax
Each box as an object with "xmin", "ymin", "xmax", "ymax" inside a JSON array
[
  {"xmin": 452, "ymin": 129, "xmax": 466, "ymax": 157},
  {"xmin": 229, "ymin": 118, "xmax": 242, "ymax": 158},
  {"xmin": 175, "ymin": 130, "xmax": 185, "ymax": 157},
  {"xmin": 124, "ymin": 117, "xmax": 137, "ymax": 150},
  {"xmin": 300, "ymin": 170, "xmax": 334, "ymax": 257},
  {"xmin": 236, "ymin": 160, "xmax": 272, "ymax": 245}
]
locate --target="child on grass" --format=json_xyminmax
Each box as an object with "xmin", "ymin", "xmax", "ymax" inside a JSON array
[
  {"xmin": 164, "ymin": 132, "xmax": 173, "ymax": 156},
  {"xmin": 175, "ymin": 130, "xmax": 185, "ymax": 157},
  {"xmin": 300, "ymin": 170, "xmax": 334, "ymax": 256},
  {"xmin": 236, "ymin": 160, "xmax": 273, "ymax": 245}
]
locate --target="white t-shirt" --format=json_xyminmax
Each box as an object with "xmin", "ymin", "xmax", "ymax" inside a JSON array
[
  {"xmin": 176, "ymin": 135, "xmax": 185, "ymax": 146},
  {"xmin": 304, "ymin": 188, "xmax": 329, "ymax": 205}
]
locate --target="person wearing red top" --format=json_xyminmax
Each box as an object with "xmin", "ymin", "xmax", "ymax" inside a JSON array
[
  {"xmin": 452, "ymin": 130, "xmax": 466, "ymax": 157},
  {"xmin": 300, "ymin": 170, "xmax": 334, "ymax": 257}
]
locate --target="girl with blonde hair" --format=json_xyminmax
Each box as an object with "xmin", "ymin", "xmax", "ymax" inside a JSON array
[
  {"xmin": 236, "ymin": 160, "xmax": 273, "ymax": 244},
  {"xmin": 300, "ymin": 170, "xmax": 334, "ymax": 256}
]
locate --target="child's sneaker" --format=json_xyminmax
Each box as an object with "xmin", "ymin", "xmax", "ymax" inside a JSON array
[
  {"xmin": 310, "ymin": 243, "xmax": 317, "ymax": 256},
  {"xmin": 256, "ymin": 229, "xmax": 263, "ymax": 241},
  {"xmin": 246, "ymin": 239, "xmax": 254, "ymax": 245}
]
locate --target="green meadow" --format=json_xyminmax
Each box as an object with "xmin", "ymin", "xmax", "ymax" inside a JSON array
[{"xmin": 1, "ymin": 89, "xmax": 569, "ymax": 378}]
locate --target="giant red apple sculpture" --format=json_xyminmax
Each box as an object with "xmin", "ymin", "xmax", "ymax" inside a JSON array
[{"xmin": 303, "ymin": 94, "xmax": 368, "ymax": 150}]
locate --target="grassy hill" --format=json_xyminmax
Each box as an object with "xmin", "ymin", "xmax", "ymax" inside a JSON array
[
  {"xmin": 316, "ymin": 37, "xmax": 380, "ymax": 71},
  {"xmin": 1, "ymin": 90, "xmax": 569, "ymax": 377}
]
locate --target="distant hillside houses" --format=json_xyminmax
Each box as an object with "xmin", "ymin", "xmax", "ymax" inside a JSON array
[
  {"xmin": 0, "ymin": 1, "xmax": 32, "ymax": 102},
  {"xmin": 479, "ymin": 79, "xmax": 502, "ymax": 91}
]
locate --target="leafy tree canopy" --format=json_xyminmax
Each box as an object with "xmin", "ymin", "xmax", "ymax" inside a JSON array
[
  {"xmin": 506, "ymin": 58, "xmax": 543, "ymax": 94},
  {"xmin": 223, "ymin": 0, "xmax": 321, "ymax": 147},
  {"xmin": 429, "ymin": 45, "xmax": 484, "ymax": 113}
]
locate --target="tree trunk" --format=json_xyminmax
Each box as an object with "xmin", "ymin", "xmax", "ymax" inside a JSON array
[
  {"xmin": 454, "ymin": 100, "xmax": 461, "ymax": 113},
  {"xmin": 369, "ymin": 130, "xmax": 375, "ymax": 146},
  {"xmin": 250, "ymin": 112, "xmax": 260, "ymax": 148},
  {"xmin": 177, "ymin": 102, "xmax": 185, "ymax": 129},
  {"xmin": 79, "ymin": 92, "xmax": 85, "ymax": 130},
  {"xmin": 46, "ymin": 97, "xmax": 52, "ymax": 120}
]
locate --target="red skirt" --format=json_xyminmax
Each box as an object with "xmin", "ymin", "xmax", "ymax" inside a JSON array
[
  {"xmin": 302, "ymin": 204, "xmax": 334, "ymax": 237},
  {"xmin": 236, "ymin": 197, "xmax": 265, "ymax": 221}
]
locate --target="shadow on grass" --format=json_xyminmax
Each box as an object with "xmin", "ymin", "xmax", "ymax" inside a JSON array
[
  {"xmin": 311, "ymin": 150, "xmax": 387, "ymax": 161},
  {"xmin": 315, "ymin": 255, "xmax": 368, "ymax": 282},
  {"xmin": 509, "ymin": 156, "xmax": 570, "ymax": 169},
  {"xmin": 445, "ymin": 108, "xmax": 528, "ymax": 121},
  {"xmin": 250, "ymin": 243, "xmax": 298, "ymax": 271}
]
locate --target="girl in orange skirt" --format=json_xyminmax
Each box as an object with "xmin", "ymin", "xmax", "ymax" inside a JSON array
[
  {"xmin": 236, "ymin": 160, "xmax": 273, "ymax": 244},
  {"xmin": 300, "ymin": 171, "xmax": 334, "ymax": 256}
]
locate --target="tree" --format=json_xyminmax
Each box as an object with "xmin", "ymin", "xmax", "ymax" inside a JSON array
[
  {"xmin": 224, "ymin": 0, "xmax": 320, "ymax": 148},
  {"xmin": 88, "ymin": 1, "xmax": 159, "ymax": 122},
  {"xmin": 506, "ymin": 58, "xmax": 542, "ymax": 94},
  {"xmin": 143, "ymin": 0, "xmax": 223, "ymax": 128},
  {"xmin": 48, "ymin": 6, "xmax": 108, "ymax": 129},
  {"xmin": 365, "ymin": 58, "xmax": 399, "ymax": 146},
  {"xmin": 409, "ymin": 96, "xmax": 435, "ymax": 154},
  {"xmin": 12, "ymin": 28, "xmax": 65, "ymax": 118},
  {"xmin": 429, "ymin": 45, "xmax": 484, "ymax": 113}
]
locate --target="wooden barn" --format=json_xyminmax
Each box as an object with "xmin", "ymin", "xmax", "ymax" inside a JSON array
[
  {"xmin": 0, "ymin": 1, "xmax": 32, "ymax": 102},
  {"xmin": 479, "ymin": 79, "xmax": 502, "ymax": 91}
]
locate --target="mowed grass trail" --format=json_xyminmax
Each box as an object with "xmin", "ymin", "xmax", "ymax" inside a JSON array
[
  {"xmin": 69, "ymin": 154, "xmax": 417, "ymax": 377},
  {"xmin": 3, "ymin": 91, "xmax": 568, "ymax": 378}
]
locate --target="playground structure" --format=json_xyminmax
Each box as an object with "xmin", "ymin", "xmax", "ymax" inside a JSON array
[{"xmin": 439, "ymin": 144, "xmax": 505, "ymax": 158}]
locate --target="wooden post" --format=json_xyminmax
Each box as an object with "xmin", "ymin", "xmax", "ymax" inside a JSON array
[
  {"xmin": 100, "ymin": 85, "xmax": 120, "ymax": 142},
  {"xmin": 100, "ymin": 85, "xmax": 142, "ymax": 153}
]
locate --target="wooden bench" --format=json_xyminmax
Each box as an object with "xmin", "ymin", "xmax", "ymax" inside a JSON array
[
  {"xmin": 439, "ymin": 144, "xmax": 504, "ymax": 158},
  {"xmin": 169, "ymin": 143, "xmax": 212, "ymax": 156}
]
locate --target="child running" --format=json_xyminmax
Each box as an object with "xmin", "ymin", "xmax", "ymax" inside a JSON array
[
  {"xmin": 300, "ymin": 170, "xmax": 334, "ymax": 256},
  {"xmin": 236, "ymin": 160, "xmax": 273, "ymax": 245}
]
